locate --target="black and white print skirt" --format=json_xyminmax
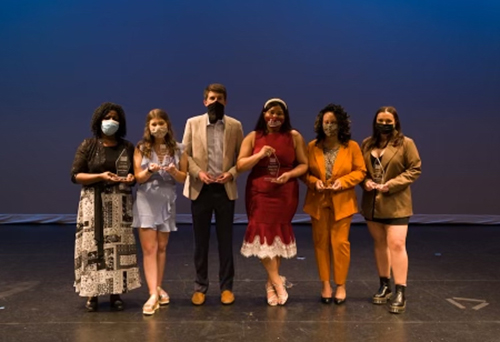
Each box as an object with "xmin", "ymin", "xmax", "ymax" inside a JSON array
[{"xmin": 74, "ymin": 185, "xmax": 141, "ymax": 297}]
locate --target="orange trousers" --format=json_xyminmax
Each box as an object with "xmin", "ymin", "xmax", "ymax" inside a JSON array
[{"xmin": 311, "ymin": 209, "xmax": 352, "ymax": 285}]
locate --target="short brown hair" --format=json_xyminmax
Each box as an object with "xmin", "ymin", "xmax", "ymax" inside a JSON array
[{"xmin": 203, "ymin": 83, "xmax": 227, "ymax": 100}]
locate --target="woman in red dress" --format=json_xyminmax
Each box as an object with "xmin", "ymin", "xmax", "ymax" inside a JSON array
[{"xmin": 237, "ymin": 98, "xmax": 308, "ymax": 306}]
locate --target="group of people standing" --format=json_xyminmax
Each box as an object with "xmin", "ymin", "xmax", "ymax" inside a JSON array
[{"xmin": 70, "ymin": 83, "xmax": 421, "ymax": 316}]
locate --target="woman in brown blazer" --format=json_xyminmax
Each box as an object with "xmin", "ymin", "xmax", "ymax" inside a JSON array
[
  {"xmin": 361, "ymin": 106, "xmax": 421, "ymax": 314},
  {"xmin": 302, "ymin": 104, "xmax": 366, "ymax": 304}
]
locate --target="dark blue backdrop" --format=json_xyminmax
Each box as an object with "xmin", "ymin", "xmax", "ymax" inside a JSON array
[{"xmin": 1, "ymin": 0, "xmax": 499, "ymax": 216}]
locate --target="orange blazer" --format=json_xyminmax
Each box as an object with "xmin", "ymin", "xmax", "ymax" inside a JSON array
[{"xmin": 302, "ymin": 140, "xmax": 367, "ymax": 222}]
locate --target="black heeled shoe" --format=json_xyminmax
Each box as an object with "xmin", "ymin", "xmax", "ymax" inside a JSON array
[
  {"xmin": 373, "ymin": 277, "xmax": 392, "ymax": 305},
  {"xmin": 85, "ymin": 296, "xmax": 98, "ymax": 312},
  {"xmin": 389, "ymin": 285, "xmax": 406, "ymax": 314},
  {"xmin": 320, "ymin": 286, "xmax": 333, "ymax": 304},
  {"xmin": 110, "ymin": 294, "xmax": 124, "ymax": 311},
  {"xmin": 321, "ymin": 296, "xmax": 333, "ymax": 304},
  {"xmin": 333, "ymin": 297, "xmax": 346, "ymax": 305},
  {"xmin": 333, "ymin": 285, "xmax": 346, "ymax": 305}
]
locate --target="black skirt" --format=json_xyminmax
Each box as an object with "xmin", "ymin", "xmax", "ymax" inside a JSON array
[{"xmin": 365, "ymin": 217, "xmax": 410, "ymax": 225}]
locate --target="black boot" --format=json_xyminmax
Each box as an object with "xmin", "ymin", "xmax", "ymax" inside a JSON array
[
  {"xmin": 85, "ymin": 296, "xmax": 98, "ymax": 312},
  {"xmin": 373, "ymin": 277, "xmax": 392, "ymax": 304},
  {"xmin": 110, "ymin": 294, "xmax": 124, "ymax": 311},
  {"xmin": 389, "ymin": 284, "xmax": 406, "ymax": 314}
]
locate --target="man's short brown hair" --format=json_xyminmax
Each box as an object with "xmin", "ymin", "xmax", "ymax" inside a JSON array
[{"xmin": 203, "ymin": 83, "xmax": 227, "ymax": 100}]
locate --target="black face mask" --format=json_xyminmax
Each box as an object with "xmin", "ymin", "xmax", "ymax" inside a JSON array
[
  {"xmin": 376, "ymin": 123, "xmax": 395, "ymax": 134},
  {"xmin": 207, "ymin": 101, "xmax": 225, "ymax": 123}
]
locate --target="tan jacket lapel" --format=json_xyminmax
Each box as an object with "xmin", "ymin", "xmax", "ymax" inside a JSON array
[
  {"xmin": 223, "ymin": 119, "xmax": 232, "ymax": 170},
  {"xmin": 381, "ymin": 144, "xmax": 398, "ymax": 170},
  {"xmin": 198, "ymin": 114, "xmax": 208, "ymax": 156},
  {"xmin": 364, "ymin": 148, "xmax": 375, "ymax": 177}
]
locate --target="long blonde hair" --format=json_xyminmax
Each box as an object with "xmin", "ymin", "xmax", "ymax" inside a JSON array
[{"xmin": 138, "ymin": 109, "xmax": 178, "ymax": 159}]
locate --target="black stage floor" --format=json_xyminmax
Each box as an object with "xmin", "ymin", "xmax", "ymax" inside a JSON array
[{"xmin": 1, "ymin": 223, "xmax": 499, "ymax": 342}]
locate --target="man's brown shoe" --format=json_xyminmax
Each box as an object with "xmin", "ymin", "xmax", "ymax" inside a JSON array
[
  {"xmin": 191, "ymin": 292, "xmax": 206, "ymax": 306},
  {"xmin": 221, "ymin": 290, "xmax": 235, "ymax": 305}
]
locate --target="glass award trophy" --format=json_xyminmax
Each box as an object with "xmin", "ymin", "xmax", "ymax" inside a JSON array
[
  {"xmin": 158, "ymin": 144, "xmax": 171, "ymax": 166},
  {"xmin": 115, "ymin": 148, "xmax": 130, "ymax": 180},
  {"xmin": 324, "ymin": 180, "xmax": 335, "ymax": 190},
  {"xmin": 159, "ymin": 144, "xmax": 175, "ymax": 172},
  {"xmin": 264, "ymin": 152, "xmax": 280, "ymax": 182},
  {"xmin": 372, "ymin": 157, "xmax": 384, "ymax": 185}
]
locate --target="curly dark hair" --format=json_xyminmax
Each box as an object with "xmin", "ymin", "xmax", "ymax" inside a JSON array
[
  {"xmin": 363, "ymin": 106, "xmax": 404, "ymax": 151},
  {"xmin": 314, "ymin": 103, "xmax": 351, "ymax": 146},
  {"xmin": 90, "ymin": 102, "xmax": 127, "ymax": 139},
  {"xmin": 254, "ymin": 100, "xmax": 293, "ymax": 134},
  {"xmin": 137, "ymin": 109, "xmax": 178, "ymax": 159}
]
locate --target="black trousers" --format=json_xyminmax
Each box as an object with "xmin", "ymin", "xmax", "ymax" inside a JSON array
[{"xmin": 191, "ymin": 183, "xmax": 235, "ymax": 293}]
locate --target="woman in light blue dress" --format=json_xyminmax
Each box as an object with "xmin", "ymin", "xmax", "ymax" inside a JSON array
[{"xmin": 132, "ymin": 109, "xmax": 187, "ymax": 315}]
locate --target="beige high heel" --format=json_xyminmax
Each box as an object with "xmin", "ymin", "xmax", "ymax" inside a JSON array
[
  {"xmin": 142, "ymin": 294, "xmax": 159, "ymax": 316},
  {"xmin": 157, "ymin": 287, "xmax": 170, "ymax": 306},
  {"xmin": 273, "ymin": 278, "xmax": 289, "ymax": 306},
  {"xmin": 266, "ymin": 283, "xmax": 278, "ymax": 306},
  {"xmin": 280, "ymin": 276, "xmax": 293, "ymax": 289}
]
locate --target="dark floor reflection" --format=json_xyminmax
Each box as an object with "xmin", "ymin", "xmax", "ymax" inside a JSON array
[{"xmin": 1, "ymin": 224, "xmax": 500, "ymax": 342}]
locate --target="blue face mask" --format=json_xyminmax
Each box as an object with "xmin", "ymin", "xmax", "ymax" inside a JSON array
[{"xmin": 101, "ymin": 119, "xmax": 119, "ymax": 136}]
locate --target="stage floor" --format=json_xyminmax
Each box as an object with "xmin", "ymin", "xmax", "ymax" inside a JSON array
[{"xmin": 1, "ymin": 223, "xmax": 499, "ymax": 342}]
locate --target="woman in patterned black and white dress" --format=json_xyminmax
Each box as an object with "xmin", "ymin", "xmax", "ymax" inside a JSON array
[{"xmin": 70, "ymin": 102, "xmax": 141, "ymax": 311}]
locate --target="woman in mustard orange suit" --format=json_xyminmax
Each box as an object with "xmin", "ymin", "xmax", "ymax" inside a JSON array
[{"xmin": 302, "ymin": 104, "xmax": 366, "ymax": 304}]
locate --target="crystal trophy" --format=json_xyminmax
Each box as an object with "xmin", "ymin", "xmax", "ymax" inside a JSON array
[
  {"xmin": 158, "ymin": 144, "xmax": 167, "ymax": 165},
  {"xmin": 324, "ymin": 180, "xmax": 335, "ymax": 190},
  {"xmin": 372, "ymin": 157, "xmax": 384, "ymax": 184},
  {"xmin": 159, "ymin": 144, "xmax": 175, "ymax": 172},
  {"xmin": 115, "ymin": 148, "xmax": 130, "ymax": 180},
  {"xmin": 264, "ymin": 152, "xmax": 280, "ymax": 182},
  {"xmin": 325, "ymin": 179, "xmax": 341, "ymax": 191},
  {"xmin": 158, "ymin": 144, "xmax": 172, "ymax": 166}
]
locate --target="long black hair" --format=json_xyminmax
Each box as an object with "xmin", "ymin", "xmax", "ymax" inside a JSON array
[{"xmin": 254, "ymin": 100, "xmax": 293, "ymax": 134}]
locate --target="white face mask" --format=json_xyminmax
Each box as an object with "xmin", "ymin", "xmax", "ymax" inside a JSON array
[
  {"xmin": 101, "ymin": 119, "xmax": 119, "ymax": 136},
  {"xmin": 267, "ymin": 119, "xmax": 283, "ymax": 128},
  {"xmin": 323, "ymin": 123, "xmax": 338, "ymax": 137},
  {"xmin": 150, "ymin": 126, "xmax": 168, "ymax": 139}
]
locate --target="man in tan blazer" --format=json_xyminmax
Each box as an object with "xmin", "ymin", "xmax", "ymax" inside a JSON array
[{"xmin": 182, "ymin": 83, "xmax": 244, "ymax": 306}]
